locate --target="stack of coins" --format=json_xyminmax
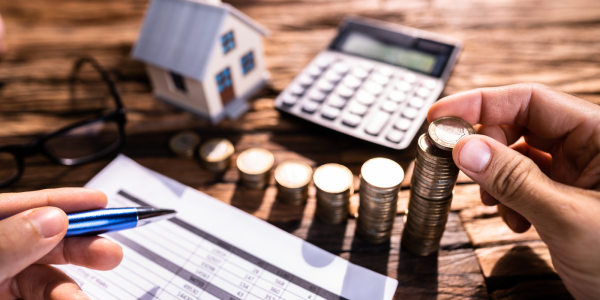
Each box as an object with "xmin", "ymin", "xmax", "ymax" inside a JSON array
[
  {"xmin": 402, "ymin": 117, "xmax": 475, "ymax": 256},
  {"xmin": 313, "ymin": 163, "xmax": 354, "ymax": 224},
  {"xmin": 169, "ymin": 131, "xmax": 200, "ymax": 158},
  {"xmin": 274, "ymin": 160, "xmax": 313, "ymax": 205},
  {"xmin": 356, "ymin": 158, "xmax": 404, "ymax": 244},
  {"xmin": 199, "ymin": 138, "xmax": 234, "ymax": 172},
  {"xmin": 237, "ymin": 148, "xmax": 274, "ymax": 189}
]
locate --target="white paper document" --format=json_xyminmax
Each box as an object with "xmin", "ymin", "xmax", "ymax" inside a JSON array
[{"xmin": 57, "ymin": 155, "xmax": 397, "ymax": 300}]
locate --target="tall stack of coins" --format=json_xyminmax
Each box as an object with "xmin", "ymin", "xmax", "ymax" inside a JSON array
[
  {"xmin": 356, "ymin": 158, "xmax": 404, "ymax": 244},
  {"xmin": 199, "ymin": 138, "xmax": 235, "ymax": 172},
  {"xmin": 275, "ymin": 160, "xmax": 313, "ymax": 205},
  {"xmin": 402, "ymin": 117, "xmax": 475, "ymax": 256},
  {"xmin": 313, "ymin": 163, "xmax": 354, "ymax": 224},
  {"xmin": 169, "ymin": 131, "xmax": 200, "ymax": 158},
  {"xmin": 237, "ymin": 148, "xmax": 274, "ymax": 189}
]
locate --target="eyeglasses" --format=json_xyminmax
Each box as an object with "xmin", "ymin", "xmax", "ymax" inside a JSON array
[{"xmin": 0, "ymin": 57, "xmax": 127, "ymax": 187}]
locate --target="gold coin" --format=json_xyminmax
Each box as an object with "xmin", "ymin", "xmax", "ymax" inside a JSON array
[
  {"xmin": 313, "ymin": 163, "xmax": 353, "ymax": 194},
  {"xmin": 237, "ymin": 148, "xmax": 274, "ymax": 175},
  {"xmin": 199, "ymin": 138, "xmax": 234, "ymax": 162},
  {"xmin": 361, "ymin": 158, "xmax": 404, "ymax": 189},
  {"xmin": 428, "ymin": 117, "xmax": 475, "ymax": 151},
  {"xmin": 169, "ymin": 131, "xmax": 200, "ymax": 158},
  {"xmin": 274, "ymin": 160, "xmax": 312, "ymax": 189}
]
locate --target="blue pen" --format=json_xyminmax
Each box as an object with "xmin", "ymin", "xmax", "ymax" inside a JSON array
[{"xmin": 65, "ymin": 207, "xmax": 177, "ymax": 237}]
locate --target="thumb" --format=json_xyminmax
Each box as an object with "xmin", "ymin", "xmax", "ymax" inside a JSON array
[
  {"xmin": 453, "ymin": 135, "xmax": 568, "ymax": 230},
  {"xmin": 0, "ymin": 207, "xmax": 68, "ymax": 282}
]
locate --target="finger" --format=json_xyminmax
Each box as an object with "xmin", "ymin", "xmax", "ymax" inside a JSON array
[
  {"xmin": 498, "ymin": 203, "xmax": 531, "ymax": 233},
  {"xmin": 510, "ymin": 141, "xmax": 552, "ymax": 176},
  {"xmin": 8, "ymin": 264, "xmax": 91, "ymax": 300},
  {"xmin": 0, "ymin": 188, "xmax": 107, "ymax": 218},
  {"xmin": 477, "ymin": 124, "xmax": 525, "ymax": 146},
  {"xmin": 480, "ymin": 188, "xmax": 499, "ymax": 206},
  {"xmin": 37, "ymin": 236, "xmax": 123, "ymax": 270},
  {"xmin": 0, "ymin": 207, "xmax": 67, "ymax": 283},
  {"xmin": 452, "ymin": 134, "xmax": 574, "ymax": 231},
  {"xmin": 427, "ymin": 83, "xmax": 599, "ymax": 142}
]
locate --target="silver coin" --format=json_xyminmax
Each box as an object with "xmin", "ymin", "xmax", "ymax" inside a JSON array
[{"xmin": 428, "ymin": 117, "xmax": 476, "ymax": 151}]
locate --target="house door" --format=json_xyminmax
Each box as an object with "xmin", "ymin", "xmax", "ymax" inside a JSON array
[{"xmin": 216, "ymin": 67, "xmax": 235, "ymax": 106}]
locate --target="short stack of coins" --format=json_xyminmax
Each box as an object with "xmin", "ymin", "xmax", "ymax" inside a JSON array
[
  {"xmin": 402, "ymin": 117, "xmax": 475, "ymax": 256},
  {"xmin": 199, "ymin": 138, "xmax": 234, "ymax": 172},
  {"xmin": 274, "ymin": 160, "xmax": 313, "ymax": 205},
  {"xmin": 236, "ymin": 148, "xmax": 274, "ymax": 189},
  {"xmin": 313, "ymin": 163, "xmax": 354, "ymax": 224},
  {"xmin": 169, "ymin": 131, "xmax": 200, "ymax": 158},
  {"xmin": 356, "ymin": 158, "xmax": 404, "ymax": 244}
]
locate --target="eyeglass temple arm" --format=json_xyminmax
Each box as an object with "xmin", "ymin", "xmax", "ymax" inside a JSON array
[{"xmin": 70, "ymin": 57, "xmax": 125, "ymax": 112}]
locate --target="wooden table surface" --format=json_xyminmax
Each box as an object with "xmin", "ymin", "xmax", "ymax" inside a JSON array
[{"xmin": 2, "ymin": 0, "xmax": 599, "ymax": 298}]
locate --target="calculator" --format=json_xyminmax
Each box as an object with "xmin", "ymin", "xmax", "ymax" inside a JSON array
[{"xmin": 274, "ymin": 16, "xmax": 462, "ymax": 150}]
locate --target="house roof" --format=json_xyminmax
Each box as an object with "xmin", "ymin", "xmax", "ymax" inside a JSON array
[{"xmin": 131, "ymin": 0, "xmax": 270, "ymax": 81}]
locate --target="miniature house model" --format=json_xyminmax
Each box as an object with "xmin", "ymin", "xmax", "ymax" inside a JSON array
[{"xmin": 132, "ymin": 0, "xmax": 270, "ymax": 123}]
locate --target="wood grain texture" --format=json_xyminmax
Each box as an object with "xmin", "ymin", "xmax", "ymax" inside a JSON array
[{"xmin": 1, "ymin": 0, "xmax": 597, "ymax": 298}]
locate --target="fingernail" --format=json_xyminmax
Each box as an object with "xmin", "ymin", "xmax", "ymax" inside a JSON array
[
  {"xmin": 77, "ymin": 289, "xmax": 91, "ymax": 300},
  {"xmin": 27, "ymin": 207, "xmax": 66, "ymax": 238},
  {"xmin": 459, "ymin": 138, "xmax": 491, "ymax": 173}
]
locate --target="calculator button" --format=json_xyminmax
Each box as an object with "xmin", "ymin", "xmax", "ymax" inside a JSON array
[
  {"xmin": 281, "ymin": 94, "xmax": 298, "ymax": 106},
  {"xmin": 409, "ymin": 97, "xmax": 424, "ymax": 108},
  {"xmin": 348, "ymin": 101, "xmax": 368, "ymax": 116},
  {"xmin": 370, "ymin": 73, "xmax": 390, "ymax": 86},
  {"xmin": 422, "ymin": 79, "xmax": 437, "ymax": 89},
  {"xmin": 308, "ymin": 89, "xmax": 327, "ymax": 102},
  {"xmin": 302, "ymin": 101, "xmax": 319, "ymax": 113},
  {"xmin": 298, "ymin": 74, "xmax": 314, "ymax": 87},
  {"xmin": 365, "ymin": 111, "xmax": 390, "ymax": 136},
  {"xmin": 321, "ymin": 106, "xmax": 341, "ymax": 120},
  {"xmin": 316, "ymin": 80, "xmax": 334, "ymax": 92},
  {"xmin": 381, "ymin": 101, "xmax": 398, "ymax": 113},
  {"xmin": 394, "ymin": 118, "xmax": 412, "ymax": 130},
  {"xmin": 327, "ymin": 95, "xmax": 347, "ymax": 108},
  {"xmin": 324, "ymin": 70, "xmax": 342, "ymax": 82},
  {"xmin": 416, "ymin": 87, "xmax": 431, "ymax": 98},
  {"xmin": 386, "ymin": 130, "xmax": 404, "ymax": 143},
  {"xmin": 308, "ymin": 66, "xmax": 322, "ymax": 77},
  {"xmin": 362, "ymin": 81, "xmax": 383, "ymax": 95},
  {"xmin": 377, "ymin": 66, "xmax": 394, "ymax": 77},
  {"xmin": 337, "ymin": 85, "xmax": 354, "ymax": 98},
  {"xmin": 402, "ymin": 107, "xmax": 418, "ymax": 119},
  {"xmin": 332, "ymin": 62, "xmax": 349, "ymax": 74},
  {"xmin": 395, "ymin": 81, "xmax": 412, "ymax": 92},
  {"xmin": 290, "ymin": 84, "xmax": 305, "ymax": 95},
  {"xmin": 403, "ymin": 73, "xmax": 417, "ymax": 83},
  {"xmin": 342, "ymin": 75, "xmax": 362, "ymax": 89},
  {"xmin": 359, "ymin": 61, "xmax": 374, "ymax": 71},
  {"xmin": 351, "ymin": 67, "xmax": 369, "ymax": 79},
  {"xmin": 315, "ymin": 57, "xmax": 332, "ymax": 69},
  {"xmin": 387, "ymin": 91, "xmax": 407, "ymax": 102},
  {"xmin": 342, "ymin": 113, "xmax": 362, "ymax": 127},
  {"xmin": 355, "ymin": 90, "xmax": 376, "ymax": 106}
]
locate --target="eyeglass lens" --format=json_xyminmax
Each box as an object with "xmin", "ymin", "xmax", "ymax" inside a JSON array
[{"xmin": 44, "ymin": 120, "xmax": 121, "ymax": 161}]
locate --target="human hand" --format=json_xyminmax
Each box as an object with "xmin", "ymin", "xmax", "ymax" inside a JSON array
[
  {"xmin": 428, "ymin": 83, "xmax": 600, "ymax": 300},
  {"xmin": 0, "ymin": 188, "xmax": 123, "ymax": 299}
]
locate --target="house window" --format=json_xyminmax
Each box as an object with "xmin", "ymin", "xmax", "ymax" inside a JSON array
[
  {"xmin": 170, "ymin": 72, "xmax": 187, "ymax": 93},
  {"xmin": 221, "ymin": 31, "xmax": 235, "ymax": 54},
  {"xmin": 241, "ymin": 51, "xmax": 255, "ymax": 75},
  {"xmin": 216, "ymin": 67, "xmax": 232, "ymax": 93}
]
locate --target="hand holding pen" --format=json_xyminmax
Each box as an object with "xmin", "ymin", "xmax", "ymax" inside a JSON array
[{"xmin": 0, "ymin": 188, "xmax": 128, "ymax": 300}]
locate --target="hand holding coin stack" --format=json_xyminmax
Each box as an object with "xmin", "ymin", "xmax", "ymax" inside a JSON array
[
  {"xmin": 237, "ymin": 148, "xmax": 274, "ymax": 189},
  {"xmin": 275, "ymin": 160, "xmax": 313, "ymax": 205},
  {"xmin": 356, "ymin": 158, "xmax": 404, "ymax": 244},
  {"xmin": 313, "ymin": 163, "xmax": 354, "ymax": 224},
  {"xmin": 402, "ymin": 117, "xmax": 475, "ymax": 256}
]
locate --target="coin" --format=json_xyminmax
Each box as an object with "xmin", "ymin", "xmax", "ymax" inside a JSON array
[
  {"xmin": 313, "ymin": 163, "xmax": 354, "ymax": 224},
  {"xmin": 199, "ymin": 138, "xmax": 235, "ymax": 172},
  {"xmin": 169, "ymin": 131, "xmax": 200, "ymax": 158},
  {"xmin": 428, "ymin": 117, "xmax": 476, "ymax": 151},
  {"xmin": 361, "ymin": 158, "xmax": 404, "ymax": 189},
  {"xmin": 275, "ymin": 160, "xmax": 313, "ymax": 205},
  {"xmin": 237, "ymin": 148, "xmax": 274, "ymax": 189}
]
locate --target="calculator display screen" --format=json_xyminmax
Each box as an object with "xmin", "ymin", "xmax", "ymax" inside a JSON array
[{"xmin": 339, "ymin": 32, "xmax": 437, "ymax": 74}]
